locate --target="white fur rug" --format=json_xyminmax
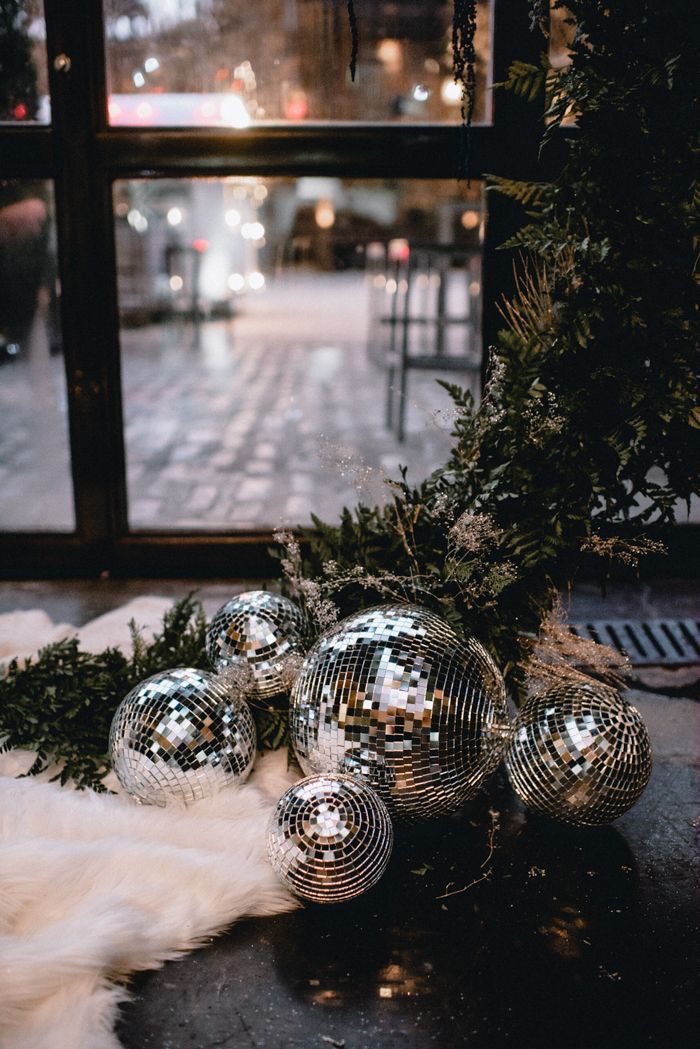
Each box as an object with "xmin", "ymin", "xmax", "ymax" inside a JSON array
[{"xmin": 0, "ymin": 598, "xmax": 300, "ymax": 1049}]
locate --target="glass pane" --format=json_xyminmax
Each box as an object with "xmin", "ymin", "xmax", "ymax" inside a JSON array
[
  {"xmin": 115, "ymin": 176, "xmax": 484, "ymax": 531},
  {"xmin": 105, "ymin": 1, "xmax": 492, "ymax": 126},
  {"xmin": 0, "ymin": 180, "xmax": 74, "ymax": 530},
  {"xmin": 0, "ymin": 2, "xmax": 50, "ymax": 124}
]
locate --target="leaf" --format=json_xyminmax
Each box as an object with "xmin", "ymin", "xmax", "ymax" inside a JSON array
[{"xmin": 487, "ymin": 175, "xmax": 549, "ymax": 208}]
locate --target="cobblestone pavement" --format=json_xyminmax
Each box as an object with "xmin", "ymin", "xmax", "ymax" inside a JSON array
[
  {"xmin": 4, "ymin": 271, "xmax": 697, "ymax": 534},
  {"xmin": 0, "ymin": 311, "xmax": 75, "ymax": 532},
  {"xmin": 0, "ymin": 273, "xmax": 480, "ymax": 531}
]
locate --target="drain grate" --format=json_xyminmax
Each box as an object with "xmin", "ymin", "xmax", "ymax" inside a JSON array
[{"xmin": 570, "ymin": 619, "xmax": 700, "ymax": 667}]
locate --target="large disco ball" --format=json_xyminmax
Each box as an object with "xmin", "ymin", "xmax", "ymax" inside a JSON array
[
  {"xmin": 207, "ymin": 591, "xmax": 306, "ymax": 703},
  {"xmin": 109, "ymin": 667, "xmax": 257, "ymax": 806},
  {"xmin": 267, "ymin": 773, "xmax": 393, "ymax": 903},
  {"xmin": 290, "ymin": 603, "xmax": 509, "ymax": 822},
  {"xmin": 504, "ymin": 681, "xmax": 652, "ymax": 826}
]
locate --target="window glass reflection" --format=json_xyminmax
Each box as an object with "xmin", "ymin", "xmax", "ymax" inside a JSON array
[
  {"xmin": 105, "ymin": 1, "xmax": 492, "ymax": 126},
  {"xmin": 0, "ymin": 2, "xmax": 50, "ymax": 124},
  {"xmin": 115, "ymin": 176, "xmax": 485, "ymax": 531},
  {"xmin": 0, "ymin": 180, "xmax": 74, "ymax": 531}
]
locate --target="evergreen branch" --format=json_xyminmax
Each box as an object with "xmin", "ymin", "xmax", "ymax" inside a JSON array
[{"xmin": 0, "ymin": 594, "xmax": 288, "ymax": 791}]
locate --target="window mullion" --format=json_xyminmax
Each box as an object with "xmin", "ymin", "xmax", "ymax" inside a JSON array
[{"xmin": 43, "ymin": 0, "xmax": 127, "ymax": 557}]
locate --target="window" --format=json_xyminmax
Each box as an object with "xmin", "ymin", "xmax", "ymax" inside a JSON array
[
  {"xmin": 104, "ymin": 1, "xmax": 492, "ymax": 126},
  {"xmin": 115, "ymin": 175, "xmax": 485, "ymax": 530},
  {"xmin": 0, "ymin": 1, "xmax": 50, "ymax": 124},
  {"xmin": 0, "ymin": 0, "xmax": 549, "ymax": 578},
  {"xmin": 0, "ymin": 179, "xmax": 73, "ymax": 530}
]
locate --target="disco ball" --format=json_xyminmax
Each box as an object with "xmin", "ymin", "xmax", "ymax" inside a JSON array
[
  {"xmin": 266, "ymin": 773, "xmax": 393, "ymax": 903},
  {"xmin": 290, "ymin": 603, "xmax": 509, "ymax": 822},
  {"xmin": 207, "ymin": 591, "xmax": 306, "ymax": 703},
  {"xmin": 504, "ymin": 682, "xmax": 652, "ymax": 826},
  {"xmin": 109, "ymin": 667, "xmax": 257, "ymax": 806}
]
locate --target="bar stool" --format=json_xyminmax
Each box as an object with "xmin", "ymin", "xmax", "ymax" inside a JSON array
[{"xmin": 383, "ymin": 243, "xmax": 481, "ymax": 441}]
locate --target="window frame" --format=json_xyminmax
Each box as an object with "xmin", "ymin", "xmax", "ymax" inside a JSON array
[{"xmin": 1, "ymin": 0, "xmax": 559, "ymax": 579}]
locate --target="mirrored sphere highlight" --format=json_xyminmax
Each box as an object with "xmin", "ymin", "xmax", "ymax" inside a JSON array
[
  {"xmin": 267, "ymin": 773, "xmax": 393, "ymax": 903},
  {"xmin": 109, "ymin": 666, "xmax": 257, "ymax": 806},
  {"xmin": 290, "ymin": 604, "xmax": 509, "ymax": 822},
  {"xmin": 505, "ymin": 682, "xmax": 652, "ymax": 826}
]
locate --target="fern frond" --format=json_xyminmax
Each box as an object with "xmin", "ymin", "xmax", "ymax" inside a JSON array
[{"xmin": 487, "ymin": 175, "xmax": 548, "ymax": 208}]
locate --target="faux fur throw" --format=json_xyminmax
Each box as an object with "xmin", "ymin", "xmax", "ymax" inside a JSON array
[{"xmin": 0, "ymin": 599, "xmax": 300, "ymax": 1049}]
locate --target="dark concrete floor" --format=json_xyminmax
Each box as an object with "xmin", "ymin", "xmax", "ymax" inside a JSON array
[
  {"xmin": 117, "ymin": 765, "xmax": 699, "ymax": 1049},
  {"xmin": 1, "ymin": 578, "xmax": 698, "ymax": 1049}
]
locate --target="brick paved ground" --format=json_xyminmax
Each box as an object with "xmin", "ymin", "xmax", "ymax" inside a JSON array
[{"xmin": 0, "ymin": 272, "xmax": 480, "ymax": 532}]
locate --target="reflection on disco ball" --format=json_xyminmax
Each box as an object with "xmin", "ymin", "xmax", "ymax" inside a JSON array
[
  {"xmin": 109, "ymin": 667, "xmax": 256, "ymax": 806},
  {"xmin": 504, "ymin": 682, "xmax": 652, "ymax": 826},
  {"xmin": 207, "ymin": 591, "xmax": 306, "ymax": 703},
  {"xmin": 290, "ymin": 603, "xmax": 509, "ymax": 822},
  {"xmin": 266, "ymin": 773, "xmax": 393, "ymax": 903}
]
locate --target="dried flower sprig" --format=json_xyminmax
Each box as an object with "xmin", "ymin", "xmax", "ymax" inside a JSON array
[
  {"xmin": 448, "ymin": 511, "xmax": 503, "ymax": 558},
  {"xmin": 581, "ymin": 534, "xmax": 667, "ymax": 569},
  {"xmin": 274, "ymin": 529, "xmax": 339, "ymax": 633},
  {"xmin": 525, "ymin": 598, "xmax": 630, "ymax": 693}
]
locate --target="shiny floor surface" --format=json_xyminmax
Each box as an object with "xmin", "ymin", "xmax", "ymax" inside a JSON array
[
  {"xmin": 119, "ymin": 765, "xmax": 698, "ymax": 1049},
  {"xmin": 1, "ymin": 579, "xmax": 698, "ymax": 1049}
]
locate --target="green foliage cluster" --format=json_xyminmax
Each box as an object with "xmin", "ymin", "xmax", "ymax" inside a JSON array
[
  {"xmin": 0, "ymin": 596, "xmax": 208, "ymax": 789},
  {"xmin": 288, "ymin": 0, "xmax": 699, "ymax": 690},
  {"xmin": 0, "ymin": 596, "xmax": 289, "ymax": 789}
]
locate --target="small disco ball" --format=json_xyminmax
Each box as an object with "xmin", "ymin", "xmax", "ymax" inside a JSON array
[
  {"xmin": 109, "ymin": 667, "xmax": 256, "ymax": 806},
  {"xmin": 266, "ymin": 773, "xmax": 393, "ymax": 904},
  {"xmin": 290, "ymin": 603, "xmax": 509, "ymax": 822},
  {"xmin": 504, "ymin": 681, "xmax": 652, "ymax": 826},
  {"xmin": 207, "ymin": 591, "xmax": 306, "ymax": 703}
]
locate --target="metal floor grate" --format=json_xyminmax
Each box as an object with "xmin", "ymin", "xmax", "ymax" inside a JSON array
[{"xmin": 571, "ymin": 619, "xmax": 700, "ymax": 667}]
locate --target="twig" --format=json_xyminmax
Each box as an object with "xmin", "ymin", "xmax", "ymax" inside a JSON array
[
  {"xmin": 436, "ymin": 871, "xmax": 491, "ymax": 900},
  {"xmin": 346, "ymin": 1, "xmax": 358, "ymax": 81},
  {"xmin": 436, "ymin": 808, "xmax": 500, "ymax": 899},
  {"xmin": 480, "ymin": 807, "xmax": 500, "ymax": 869}
]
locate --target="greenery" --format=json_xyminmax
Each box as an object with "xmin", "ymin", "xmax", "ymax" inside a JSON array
[
  {"xmin": 280, "ymin": 0, "xmax": 699, "ymax": 692},
  {"xmin": 1, "ymin": 1, "xmax": 697, "ymax": 786},
  {"xmin": 0, "ymin": 596, "xmax": 286, "ymax": 790}
]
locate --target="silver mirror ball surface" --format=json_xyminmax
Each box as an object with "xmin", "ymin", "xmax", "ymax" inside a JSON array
[
  {"xmin": 290, "ymin": 604, "xmax": 510, "ymax": 822},
  {"xmin": 267, "ymin": 773, "xmax": 394, "ymax": 903},
  {"xmin": 505, "ymin": 681, "xmax": 652, "ymax": 825},
  {"xmin": 206, "ymin": 591, "xmax": 306, "ymax": 702},
  {"xmin": 109, "ymin": 666, "xmax": 257, "ymax": 806}
]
